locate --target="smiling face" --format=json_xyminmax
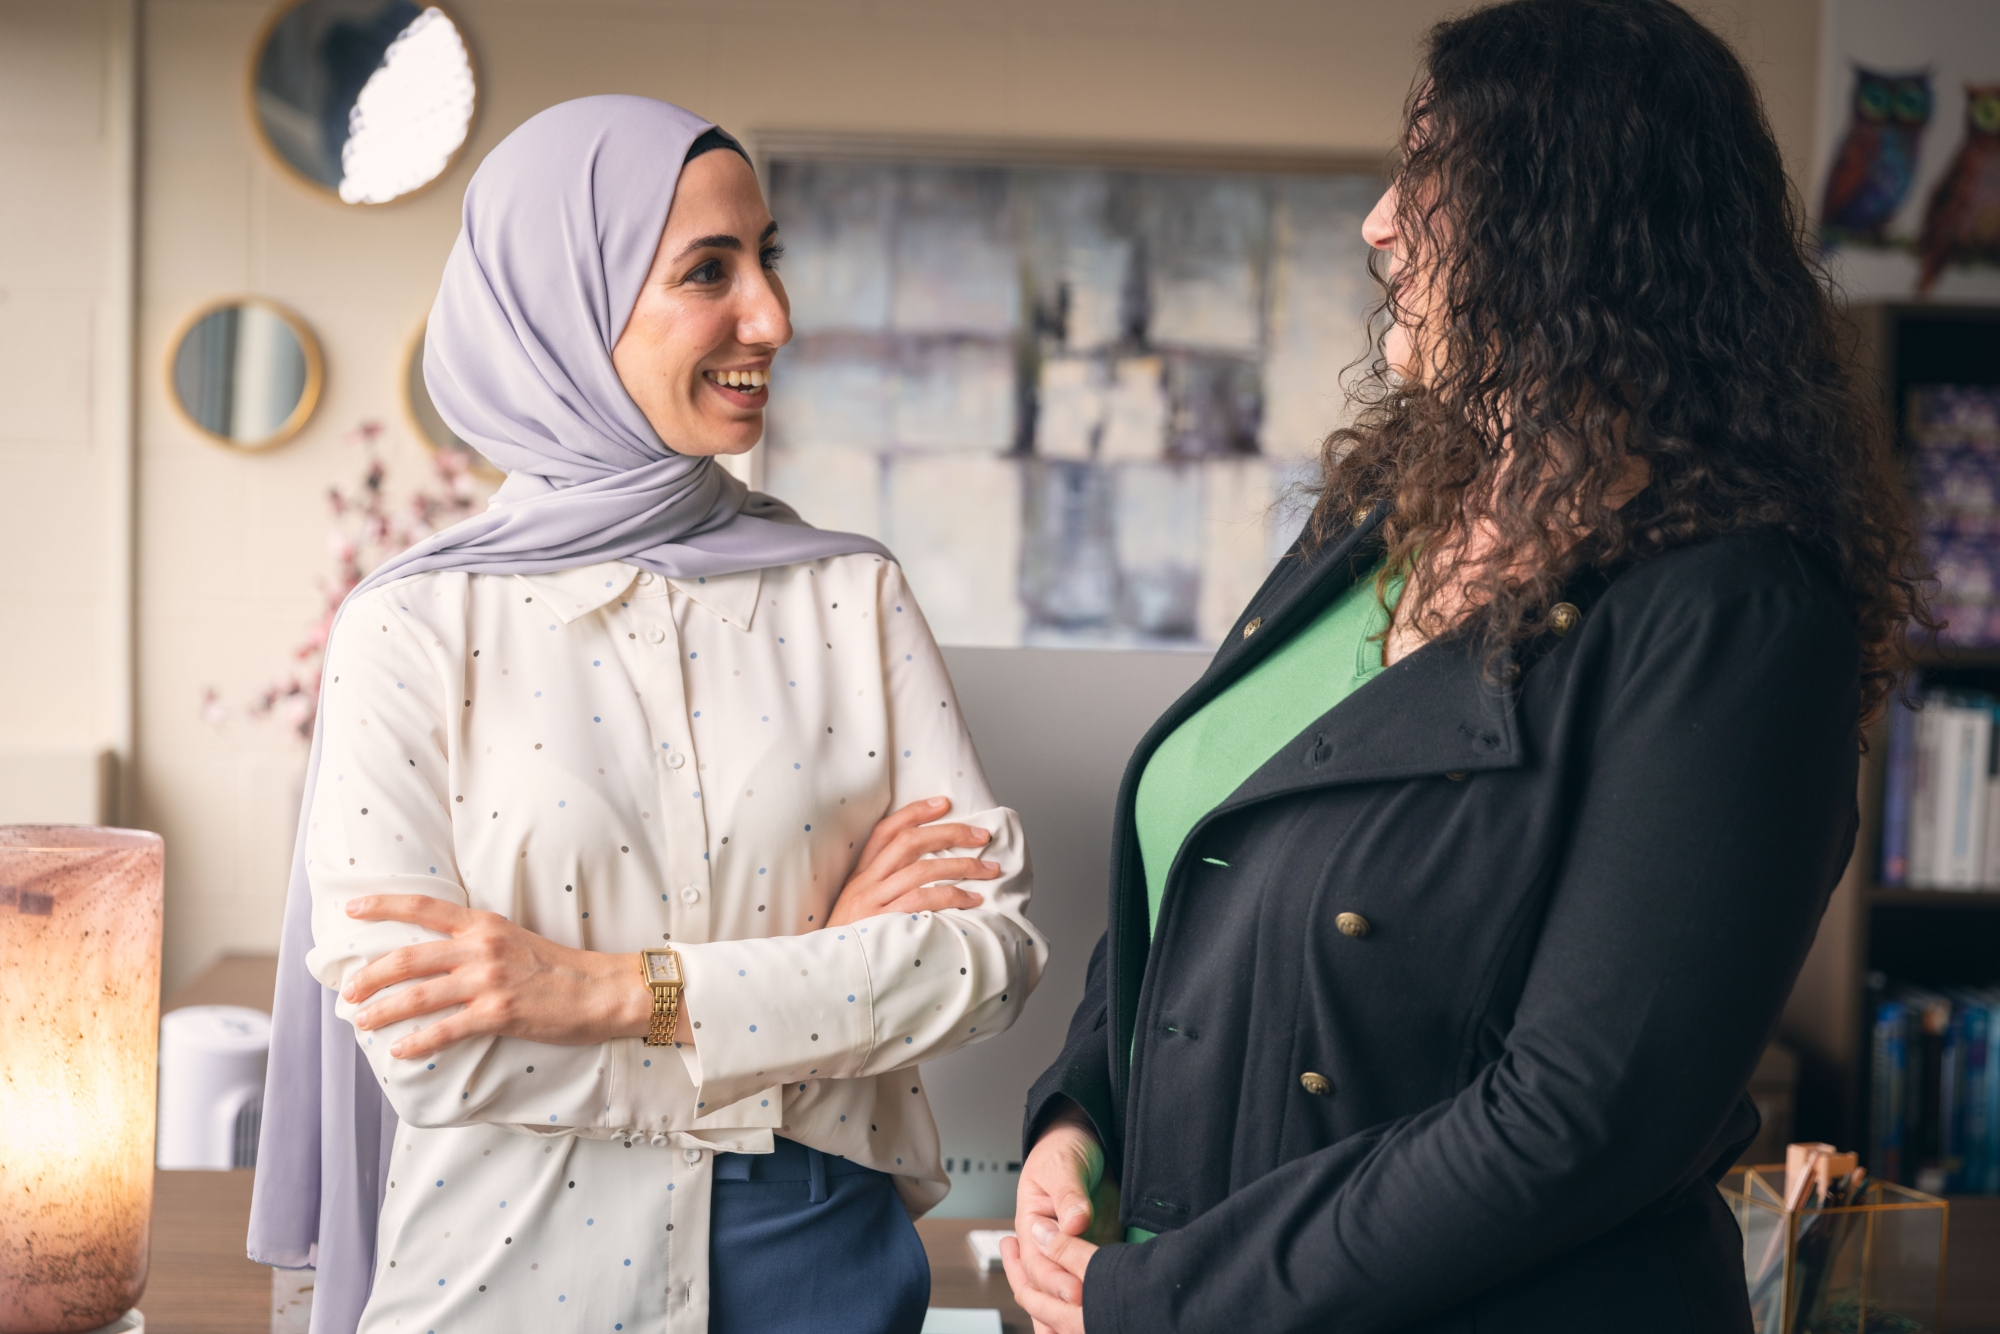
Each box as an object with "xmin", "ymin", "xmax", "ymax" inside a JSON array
[{"xmin": 611, "ymin": 150, "xmax": 790, "ymax": 457}]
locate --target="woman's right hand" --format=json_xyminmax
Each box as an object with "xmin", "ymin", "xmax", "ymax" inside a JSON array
[
  {"xmin": 1008, "ymin": 1101, "xmax": 1117, "ymax": 1318},
  {"xmin": 826, "ymin": 796, "xmax": 1001, "ymax": 927}
]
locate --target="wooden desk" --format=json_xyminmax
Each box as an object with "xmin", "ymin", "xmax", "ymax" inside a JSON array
[
  {"xmin": 915, "ymin": 1219, "xmax": 1031, "ymax": 1332},
  {"xmin": 145, "ymin": 1171, "xmax": 269, "ymax": 1334},
  {"xmin": 149, "ymin": 955, "xmax": 1028, "ymax": 1332}
]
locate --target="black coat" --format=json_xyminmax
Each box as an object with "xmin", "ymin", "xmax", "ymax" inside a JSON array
[{"xmin": 1023, "ymin": 511, "xmax": 1861, "ymax": 1334}]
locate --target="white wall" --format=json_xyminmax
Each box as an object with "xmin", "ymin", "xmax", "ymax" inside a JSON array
[
  {"xmin": 0, "ymin": 0, "xmax": 1826, "ymax": 991},
  {"xmin": 0, "ymin": 1, "xmax": 133, "ymax": 779}
]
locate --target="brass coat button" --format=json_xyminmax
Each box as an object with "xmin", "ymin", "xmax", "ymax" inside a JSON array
[
  {"xmin": 1242, "ymin": 617, "xmax": 1263, "ymax": 639},
  {"xmin": 1445, "ymin": 771, "xmax": 1468, "ymax": 782},
  {"xmin": 1352, "ymin": 506, "xmax": 1372, "ymax": 526},
  {"xmin": 1300, "ymin": 1072, "xmax": 1332, "ymax": 1097},
  {"xmin": 1549, "ymin": 602, "xmax": 1581, "ymax": 636},
  {"xmin": 1334, "ymin": 911, "xmax": 1370, "ymax": 939}
]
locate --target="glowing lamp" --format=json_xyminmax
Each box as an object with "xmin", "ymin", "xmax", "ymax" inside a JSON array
[{"xmin": 0, "ymin": 826, "xmax": 163, "ymax": 1334}]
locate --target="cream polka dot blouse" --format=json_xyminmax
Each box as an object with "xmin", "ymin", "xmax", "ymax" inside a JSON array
[{"xmin": 302, "ymin": 553, "xmax": 1047, "ymax": 1332}]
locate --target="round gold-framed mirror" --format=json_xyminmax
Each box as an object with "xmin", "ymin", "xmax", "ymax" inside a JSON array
[
  {"xmin": 167, "ymin": 297, "xmax": 325, "ymax": 451},
  {"xmin": 402, "ymin": 321, "xmax": 501, "ymax": 480},
  {"xmin": 248, "ymin": 0, "xmax": 478, "ymax": 207}
]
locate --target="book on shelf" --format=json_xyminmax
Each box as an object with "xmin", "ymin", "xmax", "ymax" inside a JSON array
[
  {"xmin": 1871, "ymin": 993, "xmax": 1911, "ymax": 1185},
  {"xmin": 1911, "ymin": 385, "xmax": 2000, "ymax": 649},
  {"xmin": 1879, "ymin": 686, "xmax": 2000, "ymax": 891},
  {"xmin": 1869, "ymin": 982, "xmax": 2000, "ymax": 1194},
  {"xmin": 1882, "ymin": 698, "xmax": 1915, "ymax": 884}
]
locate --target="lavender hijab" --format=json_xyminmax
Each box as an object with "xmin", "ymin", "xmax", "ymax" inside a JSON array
[{"xmin": 247, "ymin": 96, "xmax": 887, "ymax": 1333}]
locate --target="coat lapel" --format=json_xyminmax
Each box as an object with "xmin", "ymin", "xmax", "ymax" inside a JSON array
[
  {"xmin": 1147, "ymin": 504, "xmax": 1391, "ymax": 747},
  {"xmin": 1220, "ymin": 618, "xmax": 1522, "ymax": 811},
  {"xmin": 1208, "ymin": 518, "xmax": 1379, "ymax": 680},
  {"xmin": 1129, "ymin": 501, "xmax": 1525, "ymax": 814}
]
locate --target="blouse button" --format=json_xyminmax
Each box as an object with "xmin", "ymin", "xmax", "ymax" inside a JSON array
[
  {"xmin": 1334, "ymin": 912, "xmax": 1371, "ymax": 939},
  {"xmin": 638, "ymin": 572, "xmax": 656, "ymax": 585},
  {"xmin": 666, "ymin": 752, "xmax": 686, "ymax": 769},
  {"xmin": 684, "ymin": 1148, "xmax": 702, "ymax": 1165},
  {"xmin": 681, "ymin": 886, "xmax": 701, "ymax": 904},
  {"xmin": 647, "ymin": 627, "xmax": 667, "ymax": 644}
]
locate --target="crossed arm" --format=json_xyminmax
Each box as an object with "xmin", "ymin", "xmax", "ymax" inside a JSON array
[{"xmin": 340, "ymin": 795, "xmax": 1001, "ymax": 1062}]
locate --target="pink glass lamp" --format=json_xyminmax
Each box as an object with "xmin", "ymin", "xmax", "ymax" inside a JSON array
[{"xmin": 0, "ymin": 826, "xmax": 164, "ymax": 1334}]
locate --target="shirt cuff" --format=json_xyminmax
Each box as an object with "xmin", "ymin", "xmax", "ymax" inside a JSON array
[{"xmin": 671, "ymin": 929, "xmax": 876, "ymax": 1108}]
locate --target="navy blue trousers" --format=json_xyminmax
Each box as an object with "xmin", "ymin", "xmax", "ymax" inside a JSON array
[{"xmin": 709, "ymin": 1136, "xmax": 929, "ymax": 1334}]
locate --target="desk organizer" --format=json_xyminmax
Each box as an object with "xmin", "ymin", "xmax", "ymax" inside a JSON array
[{"xmin": 1723, "ymin": 1166, "xmax": 1948, "ymax": 1333}]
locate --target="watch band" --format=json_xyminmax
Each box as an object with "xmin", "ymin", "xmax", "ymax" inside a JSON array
[
  {"xmin": 638, "ymin": 948, "xmax": 682, "ymax": 1047},
  {"xmin": 646, "ymin": 984, "xmax": 679, "ymax": 1047}
]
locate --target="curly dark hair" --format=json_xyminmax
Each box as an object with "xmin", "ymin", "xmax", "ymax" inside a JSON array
[{"xmin": 1311, "ymin": 0, "xmax": 1931, "ymax": 723}]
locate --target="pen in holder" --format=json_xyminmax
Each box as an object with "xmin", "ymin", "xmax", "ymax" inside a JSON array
[{"xmin": 1724, "ymin": 1142, "xmax": 1948, "ymax": 1333}]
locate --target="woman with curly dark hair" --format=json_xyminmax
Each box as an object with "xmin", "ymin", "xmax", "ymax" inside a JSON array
[{"xmin": 1001, "ymin": 0, "xmax": 1931, "ymax": 1330}]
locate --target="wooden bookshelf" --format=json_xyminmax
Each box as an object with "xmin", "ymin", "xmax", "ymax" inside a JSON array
[
  {"xmin": 1868, "ymin": 888, "xmax": 2000, "ymax": 909},
  {"xmin": 1774, "ymin": 303, "xmax": 2000, "ymax": 1329}
]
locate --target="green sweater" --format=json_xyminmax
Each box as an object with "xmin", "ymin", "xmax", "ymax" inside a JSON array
[{"xmin": 1120, "ymin": 565, "xmax": 1399, "ymax": 1242}]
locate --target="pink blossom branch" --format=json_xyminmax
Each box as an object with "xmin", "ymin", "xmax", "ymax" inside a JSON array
[{"xmin": 217, "ymin": 419, "xmax": 486, "ymax": 742}]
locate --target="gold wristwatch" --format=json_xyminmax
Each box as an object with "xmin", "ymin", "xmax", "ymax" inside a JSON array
[{"xmin": 638, "ymin": 947, "xmax": 683, "ymax": 1046}]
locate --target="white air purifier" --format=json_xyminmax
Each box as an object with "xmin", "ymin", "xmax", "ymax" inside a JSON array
[{"xmin": 156, "ymin": 1004, "xmax": 270, "ymax": 1169}]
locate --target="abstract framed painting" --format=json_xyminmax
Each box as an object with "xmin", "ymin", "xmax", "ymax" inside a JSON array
[{"xmin": 755, "ymin": 138, "xmax": 1386, "ymax": 649}]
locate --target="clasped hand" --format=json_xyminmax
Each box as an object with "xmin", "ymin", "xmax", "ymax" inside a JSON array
[
  {"xmin": 1002, "ymin": 1102, "xmax": 1114, "ymax": 1334},
  {"xmin": 341, "ymin": 795, "xmax": 1000, "ymax": 1061}
]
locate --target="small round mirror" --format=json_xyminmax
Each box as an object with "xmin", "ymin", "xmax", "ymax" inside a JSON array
[
  {"xmin": 404, "ymin": 323, "xmax": 500, "ymax": 479},
  {"xmin": 250, "ymin": 1, "xmax": 477, "ymax": 206},
  {"xmin": 168, "ymin": 298, "xmax": 324, "ymax": 450}
]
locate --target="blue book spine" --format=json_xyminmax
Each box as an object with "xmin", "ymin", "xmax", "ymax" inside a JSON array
[
  {"xmin": 1985, "ymin": 999, "xmax": 2000, "ymax": 1194},
  {"xmin": 1882, "ymin": 696, "xmax": 1918, "ymax": 885},
  {"xmin": 1873, "ymin": 1001, "xmax": 1910, "ymax": 1183},
  {"xmin": 1943, "ymin": 1001, "xmax": 1968, "ymax": 1190},
  {"xmin": 1964, "ymin": 1003, "xmax": 1992, "ymax": 1192}
]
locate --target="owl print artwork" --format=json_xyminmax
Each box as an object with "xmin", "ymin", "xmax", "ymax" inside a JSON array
[
  {"xmin": 1821, "ymin": 66, "xmax": 1933, "ymax": 247},
  {"xmin": 1918, "ymin": 85, "xmax": 2000, "ymax": 293}
]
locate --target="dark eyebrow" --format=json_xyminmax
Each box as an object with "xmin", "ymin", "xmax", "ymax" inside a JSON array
[
  {"xmin": 674, "ymin": 233, "xmax": 740, "ymax": 260},
  {"xmin": 673, "ymin": 221, "xmax": 781, "ymax": 263}
]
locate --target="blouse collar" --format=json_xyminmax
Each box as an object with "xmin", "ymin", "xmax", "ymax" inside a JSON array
[{"xmin": 513, "ymin": 560, "xmax": 763, "ymax": 631}]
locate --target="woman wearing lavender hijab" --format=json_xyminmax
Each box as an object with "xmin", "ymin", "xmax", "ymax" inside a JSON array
[{"xmin": 246, "ymin": 96, "xmax": 1046, "ymax": 1334}]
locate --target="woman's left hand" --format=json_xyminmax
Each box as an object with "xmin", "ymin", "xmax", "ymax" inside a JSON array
[
  {"xmin": 1000, "ymin": 1227, "xmax": 1094, "ymax": 1334},
  {"xmin": 341, "ymin": 895, "xmax": 653, "ymax": 1060}
]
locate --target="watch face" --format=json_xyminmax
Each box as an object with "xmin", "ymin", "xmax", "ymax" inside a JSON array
[{"xmin": 644, "ymin": 950, "xmax": 680, "ymax": 985}]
